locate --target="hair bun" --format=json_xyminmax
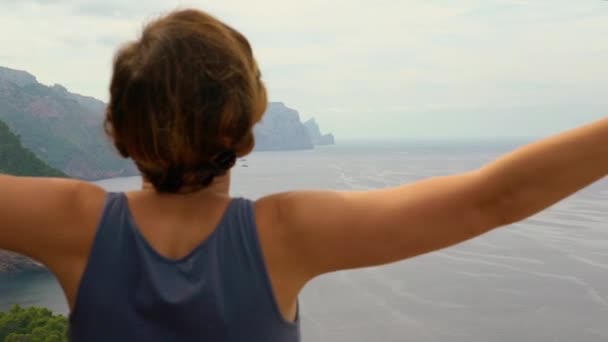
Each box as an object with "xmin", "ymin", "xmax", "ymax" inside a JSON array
[
  {"xmin": 211, "ymin": 150, "xmax": 237, "ymax": 173},
  {"xmin": 155, "ymin": 150, "xmax": 237, "ymax": 193}
]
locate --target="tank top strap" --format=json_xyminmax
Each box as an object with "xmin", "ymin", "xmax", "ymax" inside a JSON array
[
  {"xmin": 218, "ymin": 197, "xmax": 267, "ymax": 274},
  {"xmin": 70, "ymin": 191, "xmax": 132, "ymax": 323},
  {"xmin": 93, "ymin": 191, "xmax": 131, "ymax": 249},
  {"xmin": 218, "ymin": 197, "xmax": 300, "ymax": 330}
]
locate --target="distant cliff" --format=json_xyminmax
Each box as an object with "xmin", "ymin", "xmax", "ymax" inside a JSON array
[
  {"xmin": 304, "ymin": 118, "xmax": 335, "ymax": 146},
  {"xmin": 0, "ymin": 66, "xmax": 334, "ymax": 179},
  {"xmin": 254, "ymin": 102, "xmax": 314, "ymax": 151},
  {"xmin": 0, "ymin": 119, "xmax": 66, "ymax": 177}
]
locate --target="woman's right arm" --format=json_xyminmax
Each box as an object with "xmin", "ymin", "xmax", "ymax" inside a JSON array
[{"xmin": 258, "ymin": 116, "xmax": 608, "ymax": 280}]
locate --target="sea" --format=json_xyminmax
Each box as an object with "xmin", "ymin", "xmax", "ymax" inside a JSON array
[{"xmin": 2, "ymin": 140, "xmax": 608, "ymax": 342}]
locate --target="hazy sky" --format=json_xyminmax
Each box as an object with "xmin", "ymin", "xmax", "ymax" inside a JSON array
[{"xmin": 1, "ymin": 0, "xmax": 606, "ymax": 139}]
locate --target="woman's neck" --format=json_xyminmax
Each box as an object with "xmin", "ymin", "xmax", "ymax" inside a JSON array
[{"xmin": 141, "ymin": 173, "xmax": 231, "ymax": 196}]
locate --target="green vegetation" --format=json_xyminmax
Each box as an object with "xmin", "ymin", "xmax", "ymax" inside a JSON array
[
  {"xmin": 0, "ymin": 305, "xmax": 68, "ymax": 342},
  {"xmin": 0, "ymin": 120, "xmax": 66, "ymax": 177}
]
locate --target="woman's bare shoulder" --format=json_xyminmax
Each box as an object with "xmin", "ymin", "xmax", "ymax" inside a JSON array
[{"xmin": 0, "ymin": 175, "xmax": 107, "ymax": 263}]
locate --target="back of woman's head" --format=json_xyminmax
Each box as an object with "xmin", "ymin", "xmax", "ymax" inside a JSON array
[{"xmin": 105, "ymin": 9, "xmax": 266, "ymax": 193}]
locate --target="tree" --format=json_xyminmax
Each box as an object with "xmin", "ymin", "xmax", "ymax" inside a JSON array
[{"xmin": 0, "ymin": 305, "xmax": 68, "ymax": 342}]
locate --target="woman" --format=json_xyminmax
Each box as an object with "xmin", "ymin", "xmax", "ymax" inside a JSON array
[{"xmin": 0, "ymin": 8, "xmax": 606, "ymax": 342}]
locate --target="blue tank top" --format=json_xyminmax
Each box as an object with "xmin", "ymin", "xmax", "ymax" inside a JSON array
[{"xmin": 69, "ymin": 192, "xmax": 300, "ymax": 341}]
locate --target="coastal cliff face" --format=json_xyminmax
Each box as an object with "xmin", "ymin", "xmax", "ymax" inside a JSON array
[
  {"xmin": 304, "ymin": 118, "xmax": 336, "ymax": 146},
  {"xmin": 254, "ymin": 102, "xmax": 315, "ymax": 151}
]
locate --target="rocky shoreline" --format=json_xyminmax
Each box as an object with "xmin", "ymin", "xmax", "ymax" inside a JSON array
[{"xmin": 0, "ymin": 250, "xmax": 45, "ymax": 274}]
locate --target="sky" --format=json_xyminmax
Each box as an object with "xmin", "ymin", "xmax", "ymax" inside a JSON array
[{"xmin": 0, "ymin": 0, "xmax": 607, "ymax": 140}]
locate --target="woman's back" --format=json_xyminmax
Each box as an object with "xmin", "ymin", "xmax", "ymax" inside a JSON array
[{"xmin": 68, "ymin": 191, "xmax": 299, "ymax": 341}]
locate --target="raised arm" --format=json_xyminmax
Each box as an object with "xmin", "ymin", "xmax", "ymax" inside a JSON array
[{"xmin": 258, "ymin": 117, "xmax": 608, "ymax": 280}]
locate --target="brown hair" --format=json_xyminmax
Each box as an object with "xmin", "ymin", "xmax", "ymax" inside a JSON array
[{"xmin": 104, "ymin": 9, "xmax": 267, "ymax": 193}]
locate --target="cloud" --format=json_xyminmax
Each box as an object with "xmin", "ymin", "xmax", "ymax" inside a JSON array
[
  {"xmin": 0, "ymin": 0, "xmax": 63, "ymax": 4},
  {"xmin": 96, "ymin": 34, "xmax": 129, "ymax": 47},
  {"xmin": 0, "ymin": 55, "xmax": 18, "ymax": 64},
  {"xmin": 71, "ymin": 0, "xmax": 170, "ymax": 18}
]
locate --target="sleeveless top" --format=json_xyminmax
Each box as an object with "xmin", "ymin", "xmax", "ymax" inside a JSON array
[{"xmin": 69, "ymin": 192, "xmax": 300, "ymax": 341}]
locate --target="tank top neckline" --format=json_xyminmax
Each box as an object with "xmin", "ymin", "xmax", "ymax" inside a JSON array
[{"xmin": 119, "ymin": 192, "xmax": 238, "ymax": 264}]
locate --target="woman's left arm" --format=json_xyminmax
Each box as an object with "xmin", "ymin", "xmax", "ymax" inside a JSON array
[{"xmin": 0, "ymin": 175, "xmax": 105, "ymax": 264}]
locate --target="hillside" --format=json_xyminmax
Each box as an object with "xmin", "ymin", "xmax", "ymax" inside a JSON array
[
  {"xmin": 0, "ymin": 119, "xmax": 66, "ymax": 177},
  {"xmin": 0, "ymin": 67, "xmax": 137, "ymax": 180}
]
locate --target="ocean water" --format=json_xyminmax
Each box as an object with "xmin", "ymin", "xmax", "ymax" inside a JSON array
[{"xmin": 2, "ymin": 141, "xmax": 608, "ymax": 341}]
